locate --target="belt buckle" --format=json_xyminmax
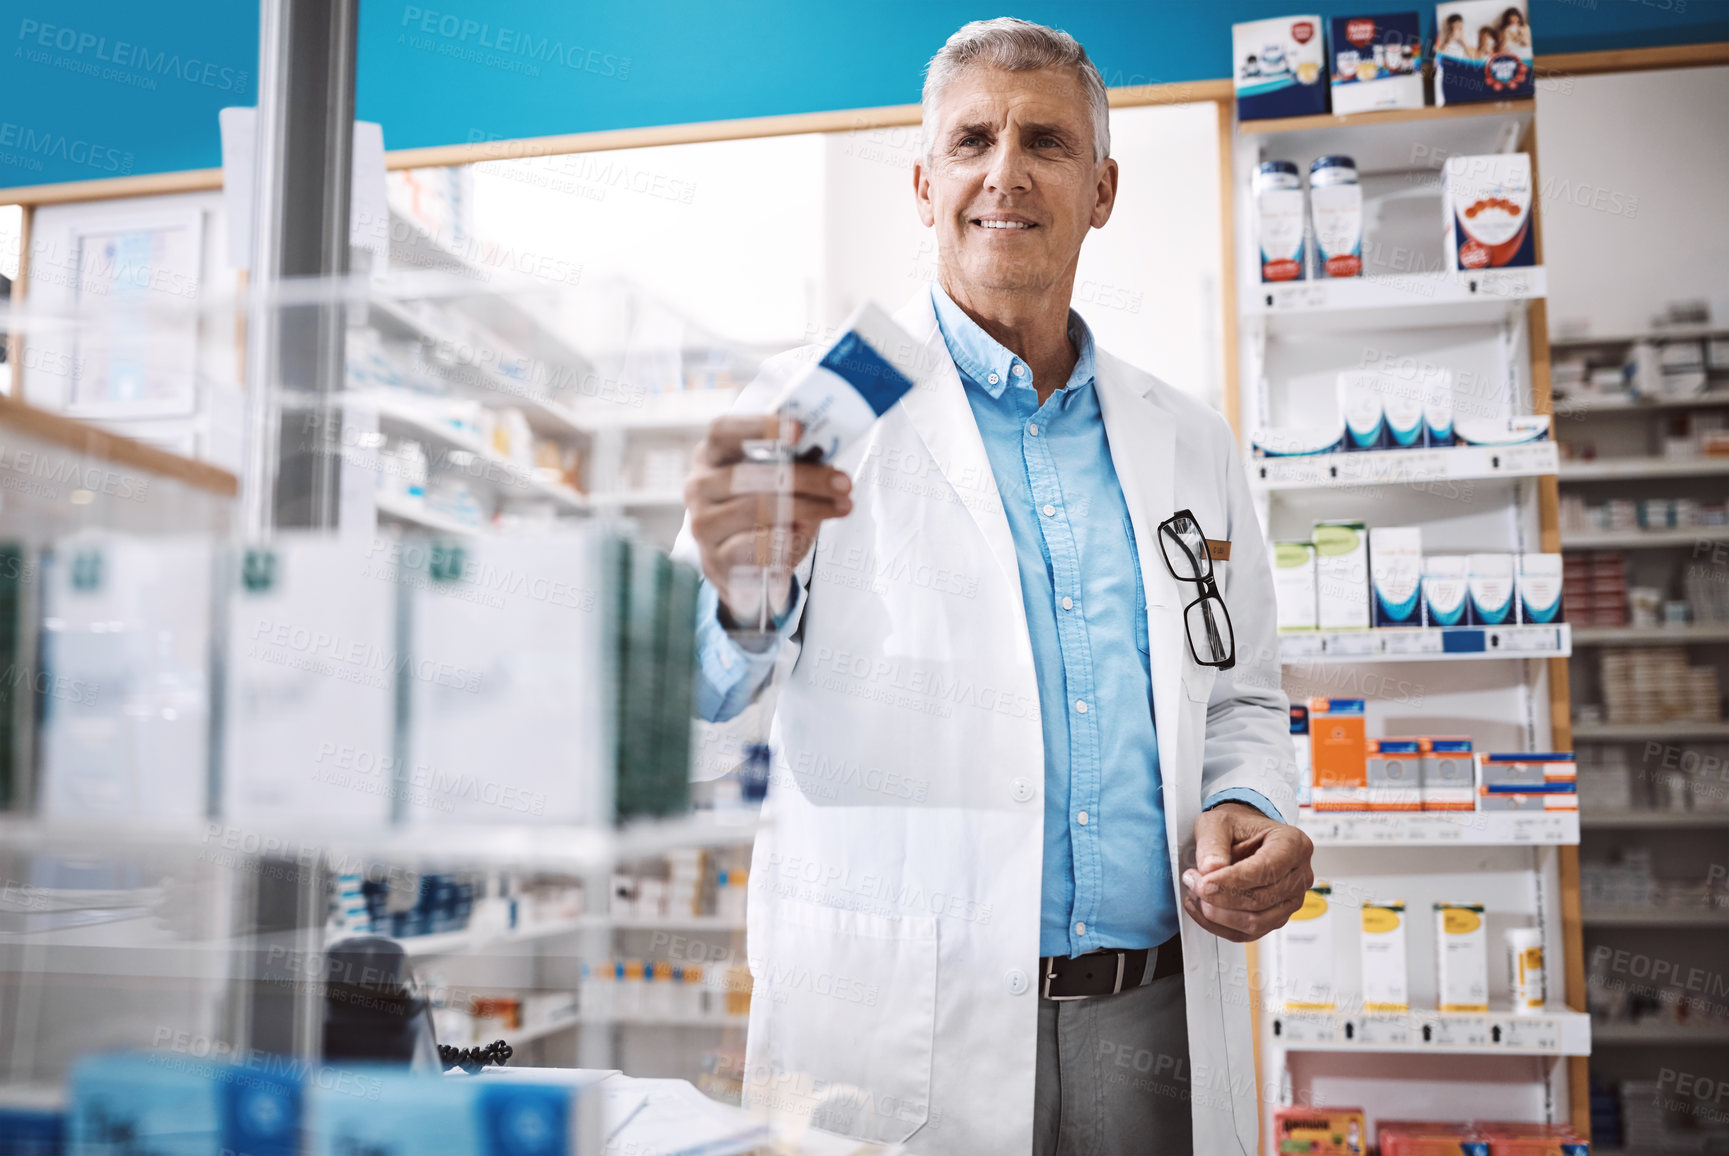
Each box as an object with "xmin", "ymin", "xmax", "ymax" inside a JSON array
[{"xmin": 1041, "ymin": 952, "xmax": 1126, "ymax": 1000}]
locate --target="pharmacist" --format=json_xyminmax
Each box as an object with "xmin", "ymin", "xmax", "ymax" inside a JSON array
[{"xmin": 676, "ymin": 17, "xmax": 1309, "ymax": 1156}]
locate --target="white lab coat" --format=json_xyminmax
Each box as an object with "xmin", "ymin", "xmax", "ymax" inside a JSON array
[{"xmin": 674, "ymin": 290, "xmax": 1295, "ymax": 1154}]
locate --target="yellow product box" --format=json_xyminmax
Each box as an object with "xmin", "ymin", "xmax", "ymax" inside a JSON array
[
  {"xmin": 1361, "ymin": 901, "xmax": 1410, "ymax": 1013},
  {"xmin": 1277, "ymin": 884, "xmax": 1336, "ymax": 1012},
  {"xmin": 1434, "ymin": 902, "xmax": 1489, "ymax": 1012}
]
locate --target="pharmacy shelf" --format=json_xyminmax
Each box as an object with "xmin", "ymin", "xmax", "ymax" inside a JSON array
[
  {"xmin": 512, "ymin": 1006, "xmax": 584, "ymax": 1044},
  {"xmin": 586, "ymin": 1013, "xmax": 749, "ymax": 1030},
  {"xmin": 605, "ymin": 914, "xmax": 746, "ymax": 932},
  {"xmin": 1579, "ymin": 811, "xmax": 1729, "ymax": 829},
  {"xmin": 1571, "ymin": 721, "xmax": 1729, "ymax": 742},
  {"xmin": 1590, "ymin": 1020, "xmax": 1729, "ymax": 1045},
  {"xmin": 1237, "ymin": 100, "xmax": 1533, "ymax": 176},
  {"xmin": 1570, "ymin": 623, "xmax": 1729, "ymax": 645},
  {"xmin": 375, "ymin": 491, "xmax": 482, "ymax": 536},
  {"xmin": 1298, "ymin": 810, "xmax": 1578, "ymax": 847},
  {"xmin": 362, "ymin": 394, "xmax": 591, "ymax": 512},
  {"xmin": 1280, "ymin": 624, "xmax": 1570, "ymax": 664},
  {"xmin": 1554, "ymin": 388, "xmax": 1729, "ymax": 416},
  {"xmin": 1267, "ymin": 1008, "xmax": 1591, "ymax": 1056},
  {"xmin": 400, "ymin": 916, "xmax": 588, "ymax": 959},
  {"xmin": 1560, "ymin": 527, "xmax": 1729, "ymax": 550},
  {"xmin": 568, "ymin": 389, "xmax": 741, "ymax": 432},
  {"xmin": 1250, "ymin": 442, "xmax": 1556, "ymax": 491},
  {"xmin": 1559, "ymin": 456, "xmax": 1729, "ymax": 481},
  {"xmin": 1582, "ymin": 907, "xmax": 1729, "ymax": 928},
  {"xmin": 1244, "ymin": 268, "xmax": 1546, "ymax": 337}
]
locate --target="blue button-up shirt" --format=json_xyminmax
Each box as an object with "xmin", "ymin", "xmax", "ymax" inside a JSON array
[{"xmin": 693, "ymin": 287, "xmax": 1280, "ymax": 959}]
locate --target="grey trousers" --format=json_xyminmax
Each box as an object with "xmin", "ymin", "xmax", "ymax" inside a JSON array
[{"xmin": 1032, "ymin": 971, "xmax": 1193, "ymax": 1156}]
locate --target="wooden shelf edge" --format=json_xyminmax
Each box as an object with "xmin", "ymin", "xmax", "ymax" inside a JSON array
[
  {"xmin": 1239, "ymin": 98, "xmax": 1534, "ymax": 137},
  {"xmin": 0, "ymin": 395, "xmax": 239, "ymax": 497}
]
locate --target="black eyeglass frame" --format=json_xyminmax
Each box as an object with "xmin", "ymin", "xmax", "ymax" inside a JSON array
[{"xmin": 1156, "ymin": 508, "xmax": 1237, "ymax": 672}]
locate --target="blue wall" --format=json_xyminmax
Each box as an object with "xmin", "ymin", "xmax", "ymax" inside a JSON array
[{"xmin": 3, "ymin": 0, "xmax": 1725, "ymax": 191}]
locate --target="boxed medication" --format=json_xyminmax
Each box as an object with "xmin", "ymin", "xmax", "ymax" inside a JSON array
[
  {"xmin": 1370, "ymin": 526, "xmax": 1423, "ymax": 627},
  {"xmin": 1434, "ymin": 901, "xmax": 1490, "ymax": 1012},
  {"xmin": 1380, "ymin": 375, "xmax": 1425, "ymax": 450},
  {"xmin": 1422, "ymin": 555, "xmax": 1469, "ymax": 627},
  {"xmin": 1466, "ymin": 553, "xmax": 1515, "ymax": 626},
  {"xmin": 1273, "ymin": 1106, "xmax": 1367, "ymax": 1154},
  {"xmin": 1309, "ymin": 155, "xmax": 1362, "ymax": 279},
  {"xmin": 70, "ymin": 1053, "xmax": 302, "ymax": 1156},
  {"xmin": 1274, "ymin": 541, "xmax": 1319, "ymax": 630},
  {"xmin": 1456, "ymin": 414, "xmax": 1551, "ymax": 446},
  {"xmin": 1255, "ymin": 160, "xmax": 1308, "ymax": 282},
  {"xmin": 1314, "ymin": 521, "xmax": 1370, "ymax": 629},
  {"xmin": 1338, "ymin": 372, "xmax": 1385, "ymax": 451},
  {"xmin": 1507, "ymin": 926, "xmax": 1546, "ymax": 1012},
  {"xmin": 1434, "ymin": 0, "xmax": 1535, "ymax": 107},
  {"xmin": 1232, "ymin": 15, "xmax": 1329, "ymax": 121},
  {"xmin": 1478, "ymin": 752, "xmax": 1577, "ymax": 811},
  {"xmin": 1360, "ymin": 900, "xmax": 1410, "ymax": 1012},
  {"xmin": 1419, "ymin": 736, "xmax": 1475, "ymax": 811},
  {"xmin": 1310, "ymin": 697, "xmax": 1368, "ymax": 810},
  {"xmin": 1291, "ymin": 703, "xmax": 1313, "ymax": 808},
  {"xmin": 1329, "ymin": 12, "xmax": 1424, "ymax": 114},
  {"xmin": 770, "ymin": 302, "xmax": 920, "ymax": 463},
  {"xmin": 1443, "ymin": 152, "xmax": 1536, "ymax": 270},
  {"xmin": 1517, "ymin": 552, "xmax": 1564, "ymax": 624},
  {"xmin": 1367, "ymin": 738, "xmax": 1422, "ymax": 811},
  {"xmin": 305, "ymin": 1067, "xmax": 588, "ymax": 1155},
  {"xmin": 1252, "ymin": 424, "xmax": 1343, "ymax": 457},
  {"xmin": 1277, "ymin": 883, "xmax": 1337, "ymax": 1010},
  {"xmin": 1423, "ymin": 369, "xmax": 1455, "ymax": 447}
]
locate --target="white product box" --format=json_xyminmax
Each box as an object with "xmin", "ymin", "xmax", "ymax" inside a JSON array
[
  {"xmin": 1338, "ymin": 372, "xmax": 1386, "ymax": 451},
  {"xmin": 1434, "ymin": 902, "xmax": 1490, "ymax": 1012},
  {"xmin": 1309, "ymin": 160, "xmax": 1363, "ymax": 279},
  {"xmin": 1255, "ymin": 161, "xmax": 1308, "ymax": 283},
  {"xmin": 770, "ymin": 303, "xmax": 921, "ymax": 464},
  {"xmin": 1455, "ymin": 414, "xmax": 1551, "ymax": 446},
  {"xmin": 1274, "ymin": 541, "xmax": 1319, "ymax": 630},
  {"xmin": 1278, "ymin": 885, "xmax": 1336, "ymax": 1011},
  {"xmin": 1252, "ymin": 426, "xmax": 1343, "ymax": 457},
  {"xmin": 1232, "ymin": 15, "xmax": 1329, "ymax": 121},
  {"xmin": 1423, "ymin": 369, "xmax": 1456, "ymax": 447},
  {"xmin": 1422, "ymin": 555, "xmax": 1470, "ymax": 627},
  {"xmin": 1361, "ymin": 901, "xmax": 1410, "ymax": 1013},
  {"xmin": 1466, "ymin": 553, "xmax": 1515, "ymax": 626},
  {"xmin": 1420, "ymin": 737, "xmax": 1476, "ymax": 811},
  {"xmin": 38, "ymin": 533, "xmax": 213, "ymax": 821},
  {"xmin": 1314, "ymin": 521, "xmax": 1370, "ymax": 629},
  {"xmin": 1370, "ymin": 526, "xmax": 1423, "ymax": 627},
  {"xmin": 1507, "ymin": 926, "xmax": 1546, "ymax": 1013},
  {"xmin": 1329, "ymin": 13, "xmax": 1425, "ymax": 114},
  {"xmin": 1367, "ymin": 739, "xmax": 1423, "ymax": 812},
  {"xmin": 1517, "ymin": 552, "xmax": 1564, "ymax": 625},
  {"xmin": 1443, "ymin": 152, "xmax": 1536, "ymax": 270},
  {"xmin": 1379, "ymin": 375, "xmax": 1425, "ymax": 449}
]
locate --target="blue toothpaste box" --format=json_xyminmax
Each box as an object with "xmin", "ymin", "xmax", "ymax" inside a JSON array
[{"xmin": 771, "ymin": 302, "xmax": 921, "ymax": 464}]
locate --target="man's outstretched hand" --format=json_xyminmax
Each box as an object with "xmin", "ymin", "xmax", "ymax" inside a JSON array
[{"xmin": 1180, "ymin": 802, "xmax": 1314, "ymax": 943}]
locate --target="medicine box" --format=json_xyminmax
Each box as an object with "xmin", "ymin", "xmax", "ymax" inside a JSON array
[
  {"xmin": 1277, "ymin": 884, "xmax": 1336, "ymax": 1011},
  {"xmin": 1434, "ymin": 902, "xmax": 1490, "ymax": 1012},
  {"xmin": 1291, "ymin": 704, "xmax": 1313, "ymax": 808},
  {"xmin": 1310, "ymin": 697, "xmax": 1367, "ymax": 811},
  {"xmin": 1368, "ymin": 739, "xmax": 1422, "ymax": 811},
  {"xmin": 1275, "ymin": 541, "xmax": 1319, "ymax": 630},
  {"xmin": 1370, "ymin": 526, "xmax": 1423, "ymax": 627},
  {"xmin": 1419, "ymin": 737, "xmax": 1475, "ymax": 811},
  {"xmin": 1314, "ymin": 521, "xmax": 1370, "ymax": 629},
  {"xmin": 1379, "ymin": 375, "xmax": 1425, "ymax": 449},
  {"xmin": 1233, "ymin": 15, "xmax": 1329, "ymax": 121},
  {"xmin": 1338, "ymin": 372, "xmax": 1386, "ymax": 451},
  {"xmin": 1443, "ymin": 152, "xmax": 1536, "ymax": 270},
  {"xmin": 1329, "ymin": 13, "xmax": 1424, "ymax": 115},
  {"xmin": 1423, "ymin": 369, "xmax": 1456, "ymax": 447},
  {"xmin": 1478, "ymin": 752, "xmax": 1577, "ymax": 811},
  {"xmin": 1466, "ymin": 554, "xmax": 1515, "ymax": 626},
  {"xmin": 1422, "ymin": 556, "xmax": 1469, "ymax": 627},
  {"xmin": 1256, "ymin": 160, "xmax": 1308, "ymax": 283},
  {"xmin": 305, "ymin": 1068, "xmax": 584, "ymax": 1155},
  {"xmin": 1434, "ymin": 0, "xmax": 1535, "ymax": 107},
  {"xmin": 1360, "ymin": 900, "xmax": 1410, "ymax": 1013},
  {"xmin": 70, "ymin": 1053, "xmax": 302, "ymax": 1156},
  {"xmin": 1518, "ymin": 553, "xmax": 1564, "ymax": 624},
  {"xmin": 1273, "ymin": 1106, "xmax": 1367, "ymax": 1155}
]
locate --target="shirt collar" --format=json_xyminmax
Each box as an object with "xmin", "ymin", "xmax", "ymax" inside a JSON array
[{"xmin": 929, "ymin": 283, "xmax": 1097, "ymax": 401}]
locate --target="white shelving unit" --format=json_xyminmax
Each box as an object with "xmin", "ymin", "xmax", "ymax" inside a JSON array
[{"xmin": 1232, "ymin": 99, "xmax": 1588, "ymax": 1148}]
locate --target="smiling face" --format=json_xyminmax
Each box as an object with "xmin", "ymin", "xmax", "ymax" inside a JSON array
[{"xmin": 913, "ymin": 65, "xmax": 1117, "ymax": 306}]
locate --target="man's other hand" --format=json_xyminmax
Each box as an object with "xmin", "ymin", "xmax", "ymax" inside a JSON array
[{"xmin": 1179, "ymin": 802, "xmax": 1315, "ymax": 943}]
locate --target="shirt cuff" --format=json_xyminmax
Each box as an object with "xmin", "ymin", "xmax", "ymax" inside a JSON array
[
  {"xmin": 693, "ymin": 578, "xmax": 802, "ymax": 722},
  {"xmin": 1202, "ymin": 787, "xmax": 1286, "ymax": 826}
]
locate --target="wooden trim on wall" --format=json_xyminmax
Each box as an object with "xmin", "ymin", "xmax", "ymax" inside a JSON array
[
  {"xmin": 1215, "ymin": 100, "xmax": 1241, "ymax": 436},
  {"xmin": 1539, "ymin": 40, "xmax": 1729, "ymax": 78},
  {"xmin": 0, "ymin": 394, "xmax": 239, "ymax": 496},
  {"xmin": 1, "ymin": 167, "xmax": 223, "ymax": 207}
]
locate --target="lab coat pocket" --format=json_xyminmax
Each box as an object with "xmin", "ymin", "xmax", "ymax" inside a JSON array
[
  {"xmin": 1183, "ymin": 664, "xmax": 1217, "ymax": 705},
  {"xmin": 750, "ymin": 897, "xmax": 938, "ymax": 1144}
]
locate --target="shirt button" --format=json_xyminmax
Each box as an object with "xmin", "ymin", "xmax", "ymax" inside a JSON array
[
  {"xmin": 1028, "ymin": 423, "xmax": 1039, "ymax": 436},
  {"xmin": 1009, "ymin": 777, "xmax": 1034, "ymax": 803},
  {"xmin": 1077, "ymin": 811, "xmax": 1088, "ymax": 825},
  {"xmin": 987, "ymin": 372, "xmax": 1000, "ymax": 385},
  {"xmin": 1075, "ymin": 700, "xmax": 1088, "ymax": 714},
  {"xmin": 1005, "ymin": 968, "xmax": 1029, "ymax": 996},
  {"xmin": 1061, "ymin": 596, "xmax": 1073, "ymax": 610},
  {"xmin": 1013, "ymin": 364, "xmax": 1026, "ymax": 377},
  {"xmin": 1075, "ymin": 922, "xmax": 1086, "ymax": 936},
  {"xmin": 1042, "ymin": 504, "xmax": 1056, "ymax": 517}
]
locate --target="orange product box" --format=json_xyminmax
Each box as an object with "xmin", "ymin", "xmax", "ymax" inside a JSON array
[
  {"xmin": 1377, "ymin": 1120, "xmax": 1484, "ymax": 1156},
  {"xmin": 1309, "ymin": 697, "xmax": 1367, "ymax": 811},
  {"xmin": 1273, "ymin": 1106, "xmax": 1366, "ymax": 1154}
]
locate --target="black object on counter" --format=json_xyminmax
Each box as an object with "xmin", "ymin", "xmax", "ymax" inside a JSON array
[{"xmin": 321, "ymin": 936, "xmax": 441, "ymax": 1069}]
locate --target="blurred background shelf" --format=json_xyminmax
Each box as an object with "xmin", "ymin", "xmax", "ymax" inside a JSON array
[
  {"xmin": 1559, "ymin": 457, "xmax": 1729, "ymax": 481},
  {"xmin": 1570, "ymin": 623, "xmax": 1729, "ymax": 644}
]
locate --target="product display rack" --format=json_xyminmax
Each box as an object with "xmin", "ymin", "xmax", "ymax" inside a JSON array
[{"xmin": 1230, "ymin": 99, "xmax": 1590, "ymax": 1149}]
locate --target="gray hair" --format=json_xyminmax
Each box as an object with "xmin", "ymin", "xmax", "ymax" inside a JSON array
[{"xmin": 921, "ymin": 17, "xmax": 1111, "ymax": 163}]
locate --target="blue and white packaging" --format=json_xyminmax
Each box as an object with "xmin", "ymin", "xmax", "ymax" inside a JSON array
[
  {"xmin": 70, "ymin": 1053, "xmax": 302, "ymax": 1156},
  {"xmin": 1380, "ymin": 376, "xmax": 1425, "ymax": 449},
  {"xmin": 1434, "ymin": 0, "xmax": 1534, "ymax": 107},
  {"xmin": 1338, "ymin": 372, "xmax": 1386, "ymax": 451},
  {"xmin": 1455, "ymin": 414, "xmax": 1550, "ymax": 446},
  {"xmin": 1518, "ymin": 552, "xmax": 1564, "ymax": 624},
  {"xmin": 1466, "ymin": 553, "xmax": 1515, "ymax": 626},
  {"xmin": 1370, "ymin": 527, "xmax": 1423, "ymax": 627},
  {"xmin": 1233, "ymin": 15, "xmax": 1329, "ymax": 121},
  {"xmin": 1422, "ymin": 556, "xmax": 1469, "ymax": 626},
  {"xmin": 1329, "ymin": 13, "xmax": 1425, "ymax": 114},
  {"xmin": 1309, "ymin": 156, "xmax": 1362, "ymax": 279},
  {"xmin": 306, "ymin": 1068, "xmax": 583, "ymax": 1156},
  {"xmin": 771, "ymin": 303, "xmax": 920, "ymax": 463},
  {"xmin": 1251, "ymin": 425, "xmax": 1343, "ymax": 457},
  {"xmin": 1423, "ymin": 370, "xmax": 1456, "ymax": 447},
  {"xmin": 1255, "ymin": 161, "xmax": 1307, "ymax": 282},
  {"xmin": 1443, "ymin": 152, "xmax": 1535, "ymax": 270}
]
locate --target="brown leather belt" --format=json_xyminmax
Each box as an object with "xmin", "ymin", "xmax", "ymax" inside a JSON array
[{"xmin": 1039, "ymin": 933, "xmax": 1183, "ymax": 1001}]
